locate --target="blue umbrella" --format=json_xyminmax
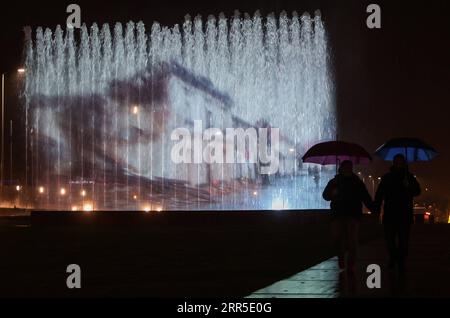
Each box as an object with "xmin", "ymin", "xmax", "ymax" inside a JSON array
[{"xmin": 375, "ymin": 137, "xmax": 438, "ymax": 163}]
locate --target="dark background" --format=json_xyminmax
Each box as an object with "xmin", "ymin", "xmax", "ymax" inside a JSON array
[{"xmin": 0, "ymin": 0, "xmax": 449, "ymax": 205}]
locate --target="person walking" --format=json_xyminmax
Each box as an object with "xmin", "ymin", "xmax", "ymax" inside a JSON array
[
  {"xmin": 323, "ymin": 160, "xmax": 373, "ymax": 274},
  {"xmin": 373, "ymin": 154, "xmax": 421, "ymax": 273}
]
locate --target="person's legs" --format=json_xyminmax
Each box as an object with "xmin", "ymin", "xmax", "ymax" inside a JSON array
[
  {"xmin": 397, "ymin": 222, "xmax": 411, "ymax": 272},
  {"xmin": 384, "ymin": 223, "xmax": 398, "ymax": 269},
  {"xmin": 346, "ymin": 218, "xmax": 360, "ymax": 274},
  {"xmin": 331, "ymin": 218, "xmax": 346, "ymax": 269},
  {"xmin": 346, "ymin": 219, "xmax": 359, "ymax": 273}
]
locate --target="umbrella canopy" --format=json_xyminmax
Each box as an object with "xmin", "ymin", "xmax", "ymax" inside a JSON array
[
  {"xmin": 375, "ymin": 137, "xmax": 438, "ymax": 163},
  {"xmin": 302, "ymin": 141, "xmax": 372, "ymax": 165}
]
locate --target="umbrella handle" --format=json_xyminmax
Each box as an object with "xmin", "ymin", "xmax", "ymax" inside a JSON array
[{"xmin": 404, "ymin": 159, "xmax": 410, "ymax": 187}]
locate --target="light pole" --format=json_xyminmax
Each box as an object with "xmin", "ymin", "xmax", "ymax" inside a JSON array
[
  {"xmin": 1, "ymin": 72, "xmax": 5, "ymax": 198},
  {"xmin": 357, "ymin": 171, "xmax": 366, "ymax": 183},
  {"xmin": 1, "ymin": 68, "xmax": 25, "ymax": 199},
  {"xmin": 10, "ymin": 120, "xmax": 12, "ymax": 183},
  {"xmin": 368, "ymin": 175, "xmax": 375, "ymax": 197}
]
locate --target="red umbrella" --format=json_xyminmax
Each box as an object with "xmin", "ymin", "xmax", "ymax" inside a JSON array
[{"xmin": 302, "ymin": 141, "xmax": 372, "ymax": 166}]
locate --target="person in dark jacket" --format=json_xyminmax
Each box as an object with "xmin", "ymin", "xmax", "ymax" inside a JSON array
[
  {"xmin": 323, "ymin": 160, "xmax": 373, "ymax": 273},
  {"xmin": 374, "ymin": 154, "xmax": 421, "ymax": 272}
]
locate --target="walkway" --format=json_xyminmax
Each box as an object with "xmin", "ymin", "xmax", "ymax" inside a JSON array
[{"xmin": 248, "ymin": 224, "xmax": 450, "ymax": 298}]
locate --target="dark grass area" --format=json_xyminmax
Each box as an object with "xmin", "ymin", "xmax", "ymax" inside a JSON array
[{"xmin": 0, "ymin": 211, "xmax": 382, "ymax": 297}]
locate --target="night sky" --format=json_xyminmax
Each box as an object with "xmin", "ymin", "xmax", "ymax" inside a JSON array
[{"xmin": 1, "ymin": 0, "xmax": 449, "ymax": 204}]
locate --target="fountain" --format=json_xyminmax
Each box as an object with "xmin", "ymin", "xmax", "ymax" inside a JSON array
[{"xmin": 22, "ymin": 10, "xmax": 336, "ymax": 211}]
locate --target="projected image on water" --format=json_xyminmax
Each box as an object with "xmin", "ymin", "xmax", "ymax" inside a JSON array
[{"xmin": 22, "ymin": 11, "xmax": 336, "ymax": 211}]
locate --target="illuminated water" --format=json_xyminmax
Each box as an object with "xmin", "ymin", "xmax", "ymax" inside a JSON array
[{"xmin": 22, "ymin": 11, "xmax": 336, "ymax": 210}]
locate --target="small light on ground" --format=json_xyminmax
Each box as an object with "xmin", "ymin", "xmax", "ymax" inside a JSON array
[
  {"xmin": 271, "ymin": 198, "xmax": 286, "ymax": 210},
  {"xmin": 83, "ymin": 203, "xmax": 93, "ymax": 212}
]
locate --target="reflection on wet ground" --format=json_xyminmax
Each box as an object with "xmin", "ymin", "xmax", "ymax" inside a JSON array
[{"xmin": 248, "ymin": 225, "xmax": 450, "ymax": 298}]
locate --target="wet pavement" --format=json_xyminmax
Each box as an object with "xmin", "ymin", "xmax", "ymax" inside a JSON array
[{"xmin": 248, "ymin": 224, "xmax": 450, "ymax": 298}]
